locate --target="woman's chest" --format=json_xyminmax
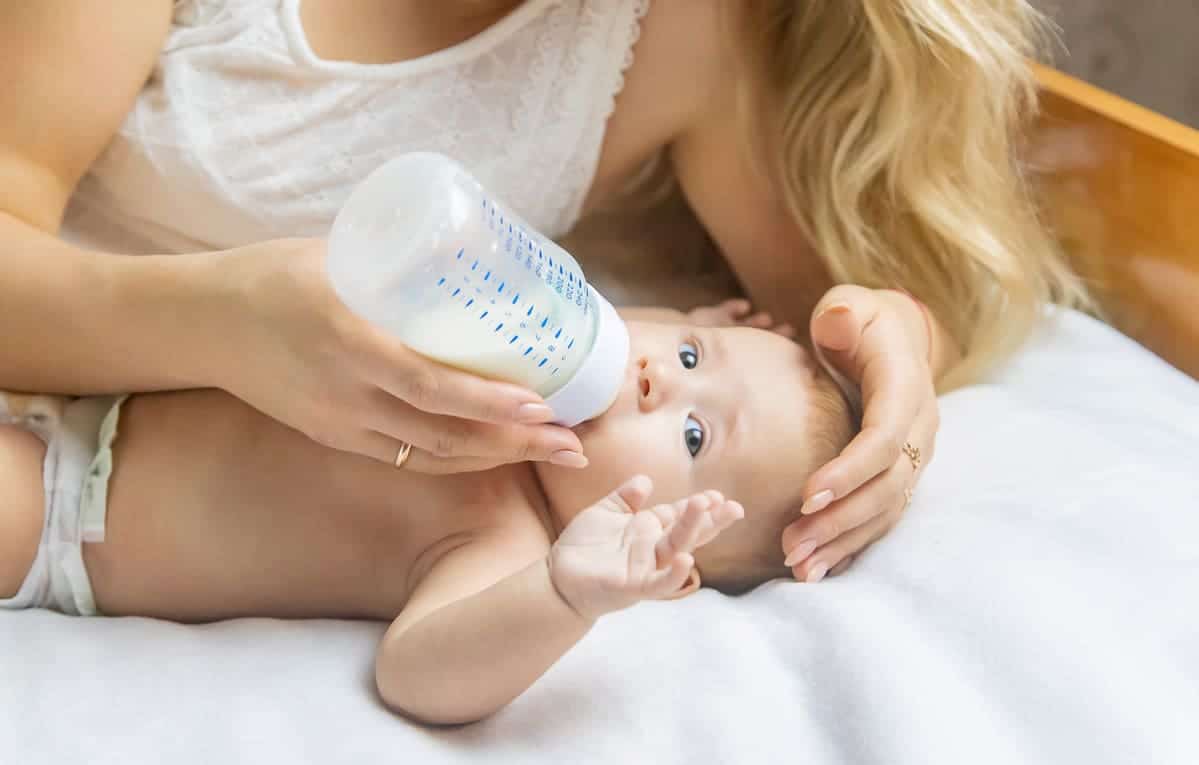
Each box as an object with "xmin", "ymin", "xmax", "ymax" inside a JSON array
[{"xmin": 68, "ymin": 0, "xmax": 672, "ymax": 253}]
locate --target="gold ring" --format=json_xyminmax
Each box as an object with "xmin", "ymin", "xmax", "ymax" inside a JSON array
[
  {"xmin": 393, "ymin": 440, "xmax": 413, "ymax": 470},
  {"xmin": 902, "ymin": 441, "xmax": 921, "ymax": 471}
]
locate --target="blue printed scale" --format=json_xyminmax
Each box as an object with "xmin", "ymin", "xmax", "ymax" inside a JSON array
[{"xmin": 429, "ymin": 196, "xmax": 594, "ymax": 390}]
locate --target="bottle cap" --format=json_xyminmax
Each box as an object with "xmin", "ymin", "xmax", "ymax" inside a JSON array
[{"xmin": 544, "ymin": 286, "xmax": 630, "ymax": 427}]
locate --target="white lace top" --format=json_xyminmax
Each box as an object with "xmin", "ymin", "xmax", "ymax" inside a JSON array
[{"xmin": 63, "ymin": 0, "xmax": 649, "ymax": 253}]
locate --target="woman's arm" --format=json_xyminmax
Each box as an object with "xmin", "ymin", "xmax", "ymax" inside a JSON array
[
  {"xmin": 0, "ymin": 3, "xmax": 582, "ymax": 472},
  {"xmin": 0, "ymin": 0, "xmax": 195, "ymax": 394}
]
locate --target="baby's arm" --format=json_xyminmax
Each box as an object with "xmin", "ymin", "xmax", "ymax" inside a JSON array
[
  {"xmin": 375, "ymin": 478, "xmax": 741, "ymax": 725},
  {"xmin": 375, "ymin": 534, "xmax": 588, "ymax": 725}
]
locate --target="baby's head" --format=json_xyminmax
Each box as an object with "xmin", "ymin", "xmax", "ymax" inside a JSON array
[{"xmin": 536, "ymin": 320, "xmax": 857, "ymax": 594}]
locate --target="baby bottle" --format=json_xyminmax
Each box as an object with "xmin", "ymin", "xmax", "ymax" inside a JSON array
[{"xmin": 326, "ymin": 152, "xmax": 630, "ymax": 427}]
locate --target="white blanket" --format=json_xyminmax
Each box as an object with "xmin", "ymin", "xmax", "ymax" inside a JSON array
[{"xmin": 3, "ymin": 309, "xmax": 1198, "ymax": 764}]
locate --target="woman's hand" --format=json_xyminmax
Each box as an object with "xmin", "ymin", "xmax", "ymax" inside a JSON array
[
  {"xmin": 688, "ymin": 298, "xmax": 796, "ymax": 338},
  {"xmin": 205, "ymin": 238, "xmax": 587, "ymax": 473},
  {"xmin": 548, "ymin": 476, "xmax": 743, "ymax": 621},
  {"xmin": 781, "ymin": 285, "xmax": 940, "ymax": 582}
]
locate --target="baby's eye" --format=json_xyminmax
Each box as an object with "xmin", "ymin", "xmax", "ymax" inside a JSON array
[
  {"xmin": 683, "ymin": 415, "xmax": 706, "ymax": 458},
  {"xmin": 678, "ymin": 341, "xmax": 699, "ymax": 370}
]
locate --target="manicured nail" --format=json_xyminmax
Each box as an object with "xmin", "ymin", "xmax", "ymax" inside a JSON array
[
  {"xmin": 784, "ymin": 539, "xmax": 819, "ymax": 568},
  {"xmin": 516, "ymin": 403, "xmax": 555, "ymax": 423},
  {"xmin": 549, "ymin": 450, "xmax": 588, "ymax": 468},
  {"xmin": 806, "ymin": 562, "xmax": 829, "ymax": 584},
  {"xmin": 815, "ymin": 303, "xmax": 851, "ymax": 321},
  {"xmin": 802, "ymin": 490, "xmax": 835, "ymax": 514}
]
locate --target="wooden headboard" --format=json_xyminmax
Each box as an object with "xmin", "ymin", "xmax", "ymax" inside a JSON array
[{"xmin": 1031, "ymin": 64, "xmax": 1199, "ymax": 379}]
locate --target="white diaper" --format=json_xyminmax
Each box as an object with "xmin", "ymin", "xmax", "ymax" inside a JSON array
[{"xmin": 1, "ymin": 394, "xmax": 125, "ymax": 616}]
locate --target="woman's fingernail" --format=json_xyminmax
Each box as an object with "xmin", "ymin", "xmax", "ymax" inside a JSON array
[
  {"xmin": 784, "ymin": 539, "xmax": 819, "ymax": 568},
  {"xmin": 806, "ymin": 562, "xmax": 829, "ymax": 584},
  {"xmin": 802, "ymin": 490, "xmax": 835, "ymax": 514},
  {"xmin": 516, "ymin": 403, "xmax": 555, "ymax": 423},
  {"xmin": 549, "ymin": 450, "xmax": 589, "ymax": 468},
  {"xmin": 815, "ymin": 303, "xmax": 851, "ymax": 321}
]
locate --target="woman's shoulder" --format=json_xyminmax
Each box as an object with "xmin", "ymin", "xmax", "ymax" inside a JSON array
[{"xmin": 588, "ymin": 0, "xmax": 740, "ymax": 201}]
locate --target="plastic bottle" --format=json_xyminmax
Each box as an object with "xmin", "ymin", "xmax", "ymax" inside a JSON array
[{"xmin": 326, "ymin": 152, "xmax": 630, "ymax": 427}]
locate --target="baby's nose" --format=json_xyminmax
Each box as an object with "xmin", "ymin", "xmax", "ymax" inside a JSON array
[{"xmin": 637, "ymin": 357, "xmax": 675, "ymax": 412}]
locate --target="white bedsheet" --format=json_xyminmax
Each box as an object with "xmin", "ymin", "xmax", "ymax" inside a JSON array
[{"xmin": 3, "ymin": 309, "xmax": 1198, "ymax": 764}]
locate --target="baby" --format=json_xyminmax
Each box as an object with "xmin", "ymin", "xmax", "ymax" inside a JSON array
[{"xmin": 0, "ymin": 308, "xmax": 855, "ymax": 724}]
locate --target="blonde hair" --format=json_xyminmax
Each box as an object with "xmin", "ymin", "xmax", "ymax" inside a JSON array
[{"xmin": 735, "ymin": 0, "xmax": 1090, "ymax": 390}]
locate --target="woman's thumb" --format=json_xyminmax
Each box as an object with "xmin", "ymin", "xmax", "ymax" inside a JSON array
[{"xmin": 811, "ymin": 303, "xmax": 860, "ymax": 354}]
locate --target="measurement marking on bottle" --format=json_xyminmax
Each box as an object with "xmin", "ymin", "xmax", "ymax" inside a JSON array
[
  {"xmin": 524, "ymin": 347, "xmax": 534, "ymax": 356},
  {"xmin": 437, "ymin": 277, "xmax": 446, "ymax": 286},
  {"xmin": 465, "ymin": 298, "xmax": 474, "ymax": 308},
  {"xmin": 480, "ymin": 310, "xmax": 489, "ymax": 320},
  {"xmin": 509, "ymin": 335, "xmax": 518, "ymax": 345},
  {"xmin": 452, "ymin": 288, "xmax": 460, "ymax": 297},
  {"xmin": 456, "ymin": 249, "xmax": 464, "ymax": 259}
]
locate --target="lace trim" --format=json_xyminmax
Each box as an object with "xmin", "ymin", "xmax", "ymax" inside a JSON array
[{"xmin": 551, "ymin": 0, "xmax": 651, "ymax": 234}]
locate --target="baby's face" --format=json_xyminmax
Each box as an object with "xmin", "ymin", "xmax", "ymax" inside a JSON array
[{"xmin": 538, "ymin": 320, "xmax": 830, "ymax": 571}]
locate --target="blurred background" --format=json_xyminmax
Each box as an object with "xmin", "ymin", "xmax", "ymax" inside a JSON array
[{"xmin": 1040, "ymin": 1, "xmax": 1199, "ymax": 127}]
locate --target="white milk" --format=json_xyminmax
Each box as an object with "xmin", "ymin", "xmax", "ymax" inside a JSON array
[{"xmin": 326, "ymin": 152, "xmax": 628, "ymax": 425}]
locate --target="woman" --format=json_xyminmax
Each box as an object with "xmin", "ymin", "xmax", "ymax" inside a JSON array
[{"xmin": 0, "ymin": 0, "xmax": 1085, "ymax": 581}]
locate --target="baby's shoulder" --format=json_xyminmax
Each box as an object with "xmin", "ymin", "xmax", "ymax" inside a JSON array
[{"xmin": 403, "ymin": 467, "xmax": 551, "ymax": 602}]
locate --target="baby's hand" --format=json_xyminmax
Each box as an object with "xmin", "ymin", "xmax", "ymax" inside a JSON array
[
  {"xmin": 687, "ymin": 299, "xmax": 796, "ymax": 338},
  {"xmin": 548, "ymin": 476, "xmax": 743, "ymax": 621}
]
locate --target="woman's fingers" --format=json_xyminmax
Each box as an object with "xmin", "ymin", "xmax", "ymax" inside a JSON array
[
  {"xmin": 783, "ymin": 405, "xmax": 936, "ymax": 579},
  {"xmin": 801, "ymin": 399, "xmax": 936, "ymax": 515},
  {"xmin": 364, "ymin": 388, "xmax": 585, "ymax": 468},
  {"xmin": 791, "ymin": 513, "xmax": 892, "ymax": 583},
  {"xmin": 354, "ymin": 430, "xmax": 507, "ymax": 474},
  {"xmin": 362, "ymin": 324, "xmax": 555, "ymax": 425},
  {"xmin": 782, "ymin": 453, "xmax": 912, "ymax": 563}
]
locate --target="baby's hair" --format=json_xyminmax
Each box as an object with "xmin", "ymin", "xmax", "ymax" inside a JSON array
[
  {"xmin": 701, "ymin": 366, "xmax": 858, "ymax": 594},
  {"xmin": 731, "ymin": 0, "xmax": 1090, "ymax": 391}
]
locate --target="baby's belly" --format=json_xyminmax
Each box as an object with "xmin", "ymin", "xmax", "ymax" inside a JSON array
[{"xmin": 83, "ymin": 390, "xmax": 490, "ymax": 622}]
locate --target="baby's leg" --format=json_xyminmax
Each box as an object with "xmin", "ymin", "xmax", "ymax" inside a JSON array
[{"xmin": 0, "ymin": 423, "xmax": 46, "ymax": 598}]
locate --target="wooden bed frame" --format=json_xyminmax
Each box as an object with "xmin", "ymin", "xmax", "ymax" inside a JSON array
[{"xmin": 1031, "ymin": 64, "xmax": 1199, "ymax": 380}]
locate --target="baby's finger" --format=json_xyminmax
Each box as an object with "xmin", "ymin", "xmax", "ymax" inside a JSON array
[
  {"xmin": 694, "ymin": 500, "xmax": 744, "ymax": 547},
  {"xmin": 656, "ymin": 494, "xmax": 711, "ymax": 565},
  {"xmin": 738, "ymin": 311, "xmax": 775, "ymax": 329},
  {"xmin": 719, "ymin": 298, "xmax": 752, "ymax": 318},
  {"xmin": 772, "ymin": 323, "xmax": 797, "ymax": 339},
  {"xmin": 602, "ymin": 475, "xmax": 655, "ymax": 515},
  {"xmin": 647, "ymin": 493, "xmax": 697, "ymax": 529},
  {"xmin": 629, "ymin": 515, "xmax": 661, "ymax": 575},
  {"xmin": 644, "ymin": 553, "xmax": 695, "ymax": 599}
]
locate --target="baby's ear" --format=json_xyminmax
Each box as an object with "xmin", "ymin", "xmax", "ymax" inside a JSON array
[{"xmin": 657, "ymin": 567, "xmax": 702, "ymax": 601}]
